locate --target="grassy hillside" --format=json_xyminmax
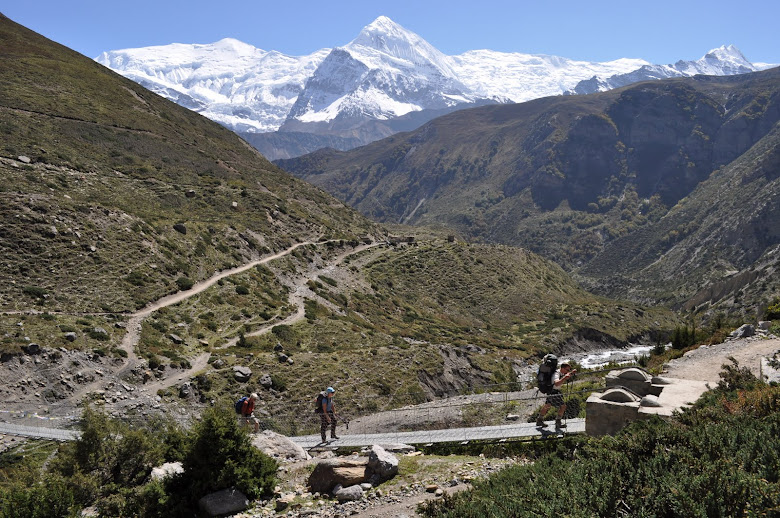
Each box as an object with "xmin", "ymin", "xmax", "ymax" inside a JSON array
[
  {"xmin": 0, "ymin": 14, "xmax": 681, "ymax": 430},
  {"xmin": 279, "ymin": 69, "xmax": 780, "ymax": 317},
  {"xmin": 0, "ymin": 13, "xmax": 378, "ymax": 314},
  {"xmin": 183, "ymin": 240, "xmax": 678, "ymax": 428}
]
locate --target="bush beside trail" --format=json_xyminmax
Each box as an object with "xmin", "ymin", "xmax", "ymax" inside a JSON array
[
  {"xmin": 421, "ymin": 362, "xmax": 780, "ymax": 517},
  {"xmin": 0, "ymin": 406, "xmax": 277, "ymax": 517}
]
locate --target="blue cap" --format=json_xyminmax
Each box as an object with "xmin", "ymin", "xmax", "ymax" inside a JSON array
[{"xmin": 326, "ymin": 387, "xmax": 335, "ymax": 393}]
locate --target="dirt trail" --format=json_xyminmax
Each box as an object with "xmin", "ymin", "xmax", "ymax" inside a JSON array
[
  {"xmin": 70, "ymin": 240, "xmax": 382, "ymax": 404},
  {"xmin": 662, "ymin": 336, "xmax": 780, "ymax": 383}
]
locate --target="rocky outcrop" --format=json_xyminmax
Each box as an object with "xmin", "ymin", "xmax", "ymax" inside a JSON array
[
  {"xmin": 150, "ymin": 461, "xmax": 183, "ymax": 481},
  {"xmin": 308, "ymin": 446, "xmax": 399, "ymax": 494}
]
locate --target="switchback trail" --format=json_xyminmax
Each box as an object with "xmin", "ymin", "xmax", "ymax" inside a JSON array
[{"xmin": 68, "ymin": 240, "xmax": 381, "ymax": 405}]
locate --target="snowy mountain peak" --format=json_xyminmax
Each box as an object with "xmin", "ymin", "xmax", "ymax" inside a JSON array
[
  {"xmin": 348, "ymin": 16, "xmax": 455, "ymax": 75},
  {"xmin": 352, "ymin": 16, "xmax": 421, "ymax": 50},
  {"xmin": 707, "ymin": 44, "xmax": 745, "ymax": 58},
  {"xmin": 702, "ymin": 44, "xmax": 750, "ymax": 66},
  {"xmin": 570, "ymin": 44, "xmax": 762, "ymax": 95}
]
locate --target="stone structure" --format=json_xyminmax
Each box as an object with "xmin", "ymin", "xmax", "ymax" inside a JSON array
[{"xmin": 587, "ymin": 367, "xmax": 711, "ymax": 437}]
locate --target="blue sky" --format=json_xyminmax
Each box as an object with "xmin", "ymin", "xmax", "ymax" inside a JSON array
[{"xmin": 2, "ymin": 0, "xmax": 778, "ymax": 65}]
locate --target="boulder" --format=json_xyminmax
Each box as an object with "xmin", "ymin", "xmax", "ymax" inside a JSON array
[
  {"xmin": 173, "ymin": 223, "xmax": 187, "ymax": 235},
  {"xmin": 259, "ymin": 373, "xmax": 273, "ymax": 388},
  {"xmin": 233, "ymin": 366, "xmax": 252, "ymax": 382},
  {"xmin": 333, "ymin": 484, "xmax": 364, "ymax": 502},
  {"xmin": 169, "ymin": 334, "xmax": 184, "ymax": 345},
  {"xmin": 367, "ymin": 445, "xmax": 398, "ymax": 484},
  {"xmin": 64, "ymin": 332, "xmax": 77, "ymax": 342},
  {"xmin": 730, "ymin": 324, "xmax": 755, "ymax": 339},
  {"xmin": 275, "ymin": 494, "xmax": 295, "ymax": 512},
  {"xmin": 308, "ymin": 457, "xmax": 369, "ymax": 494},
  {"xmin": 198, "ymin": 488, "xmax": 248, "ymax": 517},
  {"xmin": 251, "ymin": 430, "xmax": 310, "ymax": 462},
  {"xmin": 21, "ymin": 343, "xmax": 42, "ymax": 355}
]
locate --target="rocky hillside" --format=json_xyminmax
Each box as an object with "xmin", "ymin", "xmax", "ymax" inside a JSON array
[
  {"xmin": 278, "ymin": 68, "xmax": 780, "ymax": 317},
  {"xmin": 0, "ymin": 14, "xmax": 680, "ymax": 429}
]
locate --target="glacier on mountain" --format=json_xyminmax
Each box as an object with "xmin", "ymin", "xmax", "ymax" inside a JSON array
[
  {"xmin": 568, "ymin": 45, "xmax": 763, "ymax": 95},
  {"xmin": 95, "ymin": 16, "xmax": 772, "ymax": 156},
  {"xmin": 96, "ymin": 38, "xmax": 329, "ymax": 133}
]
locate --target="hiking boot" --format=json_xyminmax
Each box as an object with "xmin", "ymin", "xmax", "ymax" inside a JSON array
[
  {"xmin": 321, "ymin": 435, "xmax": 327, "ymax": 443},
  {"xmin": 535, "ymin": 417, "xmax": 545, "ymax": 427},
  {"xmin": 331, "ymin": 435, "xmax": 340, "ymax": 440},
  {"xmin": 555, "ymin": 419, "xmax": 566, "ymax": 429}
]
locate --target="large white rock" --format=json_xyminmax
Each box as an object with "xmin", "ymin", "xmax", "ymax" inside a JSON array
[
  {"xmin": 251, "ymin": 430, "xmax": 310, "ymax": 462},
  {"xmin": 367, "ymin": 445, "xmax": 399, "ymax": 484},
  {"xmin": 150, "ymin": 461, "xmax": 183, "ymax": 481}
]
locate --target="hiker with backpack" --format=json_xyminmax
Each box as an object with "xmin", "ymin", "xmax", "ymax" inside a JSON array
[
  {"xmin": 535, "ymin": 356, "xmax": 576, "ymax": 429},
  {"xmin": 235, "ymin": 393, "xmax": 260, "ymax": 433},
  {"xmin": 315, "ymin": 386, "xmax": 341, "ymax": 442}
]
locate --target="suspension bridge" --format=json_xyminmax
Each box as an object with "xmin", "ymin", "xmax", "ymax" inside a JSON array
[{"xmin": 0, "ymin": 367, "xmax": 712, "ymax": 447}]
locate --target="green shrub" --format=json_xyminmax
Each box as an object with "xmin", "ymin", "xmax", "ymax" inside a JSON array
[
  {"xmin": 422, "ymin": 364, "xmax": 780, "ymax": 518},
  {"xmin": 173, "ymin": 406, "xmax": 277, "ymax": 503},
  {"xmin": 22, "ymin": 286, "xmax": 47, "ymax": 300},
  {"xmin": 0, "ymin": 473, "xmax": 78, "ymax": 518},
  {"xmin": 270, "ymin": 374, "xmax": 287, "ymax": 392},
  {"xmin": 319, "ymin": 275, "xmax": 337, "ymax": 287},
  {"xmin": 271, "ymin": 324, "xmax": 295, "ymax": 344},
  {"xmin": 175, "ymin": 277, "xmax": 194, "ymax": 291}
]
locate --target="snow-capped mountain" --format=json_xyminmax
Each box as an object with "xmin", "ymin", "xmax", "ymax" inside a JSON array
[
  {"xmin": 451, "ymin": 51, "xmax": 648, "ymax": 103},
  {"xmin": 568, "ymin": 45, "xmax": 764, "ymax": 95},
  {"xmin": 96, "ymin": 38, "xmax": 329, "ymax": 133},
  {"xmin": 282, "ymin": 16, "xmax": 478, "ymax": 131},
  {"xmin": 95, "ymin": 17, "xmax": 772, "ymax": 159}
]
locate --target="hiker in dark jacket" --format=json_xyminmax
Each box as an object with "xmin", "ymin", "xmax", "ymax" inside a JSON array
[
  {"xmin": 536, "ymin": 360, "xmax": 576, "ymax": 429},
  {"xmin": 319, "ymin": 386, "xmax": 340, "ymax": 442}
]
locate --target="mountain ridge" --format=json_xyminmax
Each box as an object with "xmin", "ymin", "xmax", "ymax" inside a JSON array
[
  {"xmin": 278, "ymin": 68, "xmax": 780, "ymax": 317},
  {"xmin": 94, "ymin": 16, "xmax": 772, "ymax": 159}
]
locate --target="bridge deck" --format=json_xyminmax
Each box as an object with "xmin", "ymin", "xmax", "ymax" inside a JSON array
[
  {"xmin": 289, "ymin": 418, "xmax": 585, "ymax": 449},
  {"xmin": 0, "ymin": 418, "xmax": 586, "ymax": 447},
  {"xmin": 0, "ymin": 421, "xmax": 80, "ymax": 441}
]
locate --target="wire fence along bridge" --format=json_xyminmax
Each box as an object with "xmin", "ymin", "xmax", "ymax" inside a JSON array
[
  {"xmin": 0, "ymin": 383, "xmax": 589, "ymax": 446},
  {"xmin": 289, "ymin": 419, "xmax": 586, "ymax": 449}
]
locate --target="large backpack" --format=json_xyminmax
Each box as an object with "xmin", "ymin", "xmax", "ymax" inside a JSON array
[
  {"xmin": 537, "ymin": 354, "xmax": 558, "ymax": 394},
  {"xmin": 234, "ymin": 396, "xmax": 249, "ymax": 415},
  {"xmin": 314, "ymin": 392, "xmax": 325, "ymax": 414}
]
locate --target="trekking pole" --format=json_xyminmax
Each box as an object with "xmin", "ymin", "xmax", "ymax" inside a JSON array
[{"xmin": 564, "ymin": 376, "xmax": 572, "ymax": 428}]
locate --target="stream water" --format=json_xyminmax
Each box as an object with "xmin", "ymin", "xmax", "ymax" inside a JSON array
[{"xmin": 572, "ymin": 343, "xmax": 670, "ymax": 369}]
